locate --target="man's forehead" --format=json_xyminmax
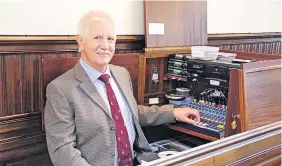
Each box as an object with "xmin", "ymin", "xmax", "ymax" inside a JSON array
[{"xmin": 87, "ymin": 20, "xmax": 115, "ymax": 35}]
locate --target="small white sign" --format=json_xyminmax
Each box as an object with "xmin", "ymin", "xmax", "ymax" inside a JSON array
[
  {"xmin": 149, "ymin": 98, "xmax": 159, "ymax": 104},
  {"xmin": 148, "ymin": 23, "xmax": 164, "ymax": 35},
  {"xmin": 210, "ymin": 80, "xmax": 220, "ymax": 86},
  {"xmin": 152, "ymin": 73, "xmax": 158, "ymax": 81}
]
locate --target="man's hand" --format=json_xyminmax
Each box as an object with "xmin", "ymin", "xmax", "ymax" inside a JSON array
[{"xmin": 173, "ymin": 107, "xmax": 200, "ymax": 124}]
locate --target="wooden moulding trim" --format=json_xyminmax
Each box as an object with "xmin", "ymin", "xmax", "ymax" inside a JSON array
[
  {"xmin": 166, "ymin": 125, "xmax": 217, "ymax": 141},
  {"xmin": 0, "ymin": 142, "xmax": 48, "ymax": 161},
  {"xmin": 144, "ymin": 50, "xmax": 191, "ymax": 59},
  {"xmin": 226, "ymin": 144, "xmax": 281, "ymax": 166},
  {"xmin": 242, "ymin": 59, "xmax": 282, "ymax": 70},
  {"xmin": 144, "ymin": 46, "xmax": 191, "ymax": 52},
  {"xmin": 0, "ymin": 33, "xmax": 280, "ymax": 41},
  {"xmin": 244, "ymin": 65, "xmax": 281, "ymax": 73},
  {"xmin": 212, "ymin": 130, "xmax": 281, "ymax": 166},
  {"xmin": 0, "ymin": 112, "xmax": 41, "ymax": 122},
  {"xmin": 148, "ymin": 121, "xmax": 281, "ymax": 166},
  {"xmin": 226, "ymin": 69, "xmax": 240, "ymax": 136},
  {"xmin": 144, "ymin": 91, "xmax": 167, "ymax": 97},
  {"xmin": 208, "ymin": 32, "xmax": 281, "ymax": 40},
  {"xmin": 138, "ymin": 54, "xmax": 146, "ymax": 104},
  {"xmin": 0, "ymin": 115, "xmax": 41, "ymax": 133},
  {"xmin": 138, "ymin": 55, "xmax": 143, "ymax": 104},
  {"xmin": 240, "ymin": 70, "xmax": 248, "ymax": 132},
  {"xmin": 0, "ymin": 133, "xmax": 46, "ymax": 152},
  {"xmin": 0, "ymin": 35, "xmax": 144, "ymax": 42}
]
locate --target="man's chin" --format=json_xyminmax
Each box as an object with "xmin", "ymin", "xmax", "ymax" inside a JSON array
[{"xmin": 97, "ymin": 60, "xmax": 110, "ymax": 66}]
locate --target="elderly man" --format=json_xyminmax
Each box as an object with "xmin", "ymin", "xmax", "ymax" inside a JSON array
[{"xmin": 44, "ymin": 11, "xmax": 200, "ymax": 166}]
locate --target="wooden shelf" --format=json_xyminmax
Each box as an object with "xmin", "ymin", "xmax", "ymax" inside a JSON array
[{"xmin": 164, "ymin": 74, "xmax": 187, "ymax": 81}]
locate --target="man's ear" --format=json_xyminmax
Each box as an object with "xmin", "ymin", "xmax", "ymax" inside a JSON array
[{"xmin": 76, "ymin": 34, "xmax": 83, "ymax": 52}]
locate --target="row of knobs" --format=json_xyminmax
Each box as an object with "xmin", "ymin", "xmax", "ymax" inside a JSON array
[{"xmin": 182, "ymin": 102, "xmax": 227, "ymax": 131}]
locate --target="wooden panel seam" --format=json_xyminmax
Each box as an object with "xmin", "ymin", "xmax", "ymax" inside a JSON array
[{"xmin": 241, "ymin": 70, "xmax": 248, "ymax": 132}]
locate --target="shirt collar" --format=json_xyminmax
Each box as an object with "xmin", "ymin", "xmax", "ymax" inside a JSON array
[{"xmin": 79, "ymin": 58, "xmax": 112, "ymax": 82}]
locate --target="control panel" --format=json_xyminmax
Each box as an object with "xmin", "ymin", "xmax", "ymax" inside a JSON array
[
  {"xmin": 174, "ymin": 101, "xmax": 227, "ymax": 139},
  {"xmin": 166, "ymin": 54, "xmax": 240, "ymax": 140}
]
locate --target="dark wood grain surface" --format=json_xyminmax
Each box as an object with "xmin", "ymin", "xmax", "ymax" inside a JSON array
[
  {"xmin": 222, "ymin": 50, "xmax": 281, "ymax": 61},
  {"xmin": 0, "ymin": 52, "xmax": 80, "ymax": 117},
  {"xmin": 144, "ymin": 1, "xmax": 207, "ymax": 47},
  {"xmin": 244, "ymin": 66, "xmax": 281, "ymax": 130},
  {"xmin": 226, "ymin": 69, "xmax": 245, "ymax": 136}
]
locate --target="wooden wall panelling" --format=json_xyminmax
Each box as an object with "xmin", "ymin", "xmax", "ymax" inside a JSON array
[
  {"xmin": 42, "ymin": 57, "xmax": 79, "ymax": 106},
  {"xmin": 0, "ymin": 112, "xmax": 47, "ymax": 163},
  {"xmin": 22, "ymin": 53, "xmax": 42, "ymax": 114},
  {"xmin": 110, "ymin": 53, "xmax": 140, "ymax": 99},
  {"xmin": 4, "ymin": 54, "xmax": 22, "ymax": 115},
  {"xmin": 243, "ymin": 62, "xmax": 281, "ymax": 130},
  {"xmin": 0, "ymin": 51, "xmax": 141, "ymax": 118},
  {"xmin": 221, "ymin": 50, "xmax": 281, "ymax": 61},
  {"xmin": 226, "ymin": 56, "xmax": 281, "ymax": 136},
  {"xmin": 144, "ymin": 1, "xmax": 207, "ymax": 48},
  {"xmin": 218, "ymin": 42, "xmax": 282, "ymax": 55},
  {"xmin": 0, "ymin": 52, "xmax": 81, "ymax": 117},
  {"xmin": 208, "ymin": 33, "xmax": 281, "ymax": 55},
  {"xmin": 0, "ymin": 55, "xmax": 3, "ymax": 117}
]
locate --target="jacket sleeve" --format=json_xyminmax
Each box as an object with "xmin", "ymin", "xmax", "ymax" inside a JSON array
[
  {"xmin": 137, "ymin": 104, "xmax": 176, "ymax": 127},
  {"xmin": 44, "ymin": 82, "xmax": 91, "ymax": 166},
  {"xmin": 125, "ymin": 68, "xmax": 176, "ymax": 127}
]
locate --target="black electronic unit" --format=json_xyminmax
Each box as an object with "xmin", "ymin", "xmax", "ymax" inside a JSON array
[
  {"xmin": 186, "ymin": 58, "xmax": 240, "ymax": 104},
  {"xmin": 166, "ymin": 54, "xmax": 241, "ymax": 140},
  {"xmin": 167, "ymin": 54, "xmax": 189, "ymax": 76}
]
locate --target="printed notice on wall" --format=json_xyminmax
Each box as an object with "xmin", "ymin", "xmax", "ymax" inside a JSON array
[
  {"xmin": 148, "ymin": 23, "xmax": 164, "ymax": 35},
  {"xmin": 149, "ymin": 98, "xmax": 159, "ymax": 104}
]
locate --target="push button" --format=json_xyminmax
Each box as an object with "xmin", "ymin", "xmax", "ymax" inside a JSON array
[
  {"xmin": 110, "ymin": 152, "xmax": 115, "ymax": 156},
  {"xmin": 110, "ymin": 126, "xmax": 116, "ymax": 131}
]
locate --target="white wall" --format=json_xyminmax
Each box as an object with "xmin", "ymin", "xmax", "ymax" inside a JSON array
[
  {"xmin": 0, "ymin": 0, "xmax": 145, "ymax": 35},
  {"xmin": 207, "ymin": 0, "xmax": 281, "ymax": 34},
  {"xmin": 0, "ymin": 0, "xmax": 281, "ymax": 35}
]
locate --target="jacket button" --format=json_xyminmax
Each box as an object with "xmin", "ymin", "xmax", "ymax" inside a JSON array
[
  {"xmin": 110, "ymin": 127, "xmax": 116, "ymax": 131},
  {"xmin": 110, "ymin": 152, "xmax": 115, "ymax": 156}
]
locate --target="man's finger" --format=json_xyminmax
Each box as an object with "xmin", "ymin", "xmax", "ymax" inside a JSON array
[
  {"xmin": 182, "ymin": 117, "xmax": 196, "ymax": 125},
  {"xmin": 195, "ymin": 114, "xmax": 200, "ymax": 122},
  {"xmin": 191, "ymin": 109, "xmax": 200, "ymax": 122}
]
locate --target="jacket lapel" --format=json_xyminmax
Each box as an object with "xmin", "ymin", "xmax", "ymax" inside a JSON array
[
  {"xmin": 109, "ymin": 65, "xmax": 138, "ymax": 118},
  {"xmin": 73, "ymin": 63, "xmax": 112, "ymax": 119}
]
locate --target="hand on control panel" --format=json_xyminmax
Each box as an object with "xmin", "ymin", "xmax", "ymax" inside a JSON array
[{"xmin": 173, "ymin": 108, "xmax": 200, "ymax": 125}]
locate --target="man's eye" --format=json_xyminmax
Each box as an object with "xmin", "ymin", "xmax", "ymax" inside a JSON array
[
  {"xmin": 94, "ymin": 36, "xmax": 103, "ymax": 40},
  {"xmin": 108, "ymin": 38, "xmax": 114, "ymax": 42}
]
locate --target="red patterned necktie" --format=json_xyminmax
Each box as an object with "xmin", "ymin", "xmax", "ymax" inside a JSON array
[{"xmin": 99, "ymin": 74, "xmax": 133, "ymax": 166}]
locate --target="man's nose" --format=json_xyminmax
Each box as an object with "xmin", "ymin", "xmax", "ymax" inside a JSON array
[{"xmin": 100, "ymin": 39, "xmax": 109, "ymax": 50}]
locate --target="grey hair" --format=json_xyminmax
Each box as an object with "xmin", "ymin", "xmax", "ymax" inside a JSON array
[{"xmin": 77, "ymin": 10, "xmax": 115, "ymax": 37}]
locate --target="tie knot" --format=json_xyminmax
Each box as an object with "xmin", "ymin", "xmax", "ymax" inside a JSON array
[{"xmin": 99, "ymin": 74, "xmax": 110, "ymax": 83}]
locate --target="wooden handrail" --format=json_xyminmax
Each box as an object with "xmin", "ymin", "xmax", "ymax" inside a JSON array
[{"xmin": 147, "ymin": 121, "xmax": 281, "ymax": 165}]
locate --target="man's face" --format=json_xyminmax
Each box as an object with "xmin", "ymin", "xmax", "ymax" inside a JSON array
[{"xmin": 78, "ymin": 20, "xmax": 116, "ymax": 71}]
